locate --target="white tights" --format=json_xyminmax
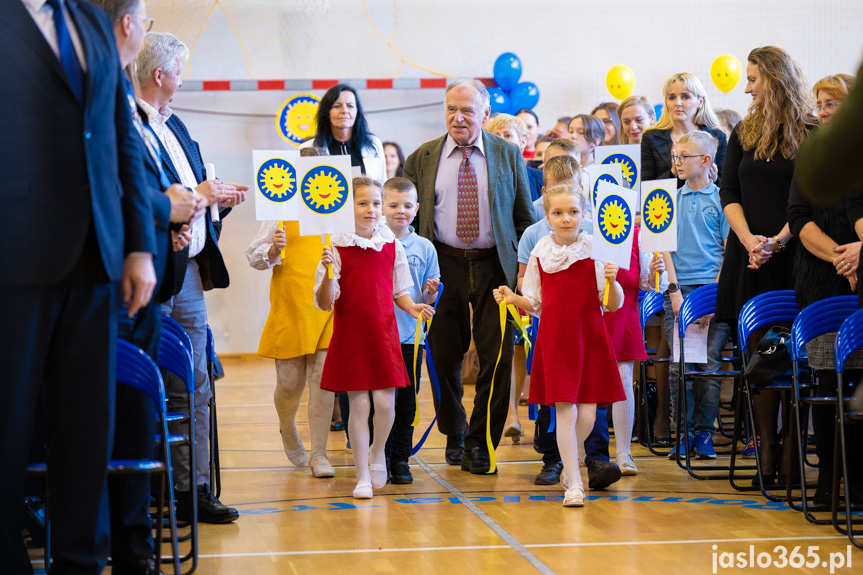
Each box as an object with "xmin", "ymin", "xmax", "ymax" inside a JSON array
[
  {"xmin": 274, "ymin": 350, "xmax": 333, "ymax": 459},
  {"xmin": 611, "ymin": 361, "xmax": 635, "ymax": 457},
  {"xmin": 348, "ymin": 389, "xmax": 396, "ymax": 486},
  {"xmin": 555, "ymin": 402, "xmax": 596, "ymax": 489}
]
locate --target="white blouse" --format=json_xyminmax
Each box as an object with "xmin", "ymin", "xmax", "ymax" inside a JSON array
[
  {"xmin": 521, "ymin": 232, "xmax": 624, "ymax": 317},
  {"xmin": 246, "ymin": 220, "xmax": 281, "ymax": 270},
  {"xmin": 313, "ymin": 222, "xmax": 413, "ymax": 311}
]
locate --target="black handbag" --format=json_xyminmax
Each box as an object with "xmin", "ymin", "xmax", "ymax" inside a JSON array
[{"xmin": 744, "ymin": 326, "xmax": 807, "ymax": 387}]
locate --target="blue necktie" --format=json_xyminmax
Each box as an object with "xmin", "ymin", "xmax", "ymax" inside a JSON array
[{"xmin": 46, "ymin": 0, "xmax": 84, "ymax": 102}]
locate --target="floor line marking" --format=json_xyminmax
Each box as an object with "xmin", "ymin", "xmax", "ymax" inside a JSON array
[
  {"xmin": 412, "ymin": 454, "xmax": 556, "ymax": 575},
  {"xmin": 186, "ymin": 535, "xmax": 850, "ymax": 560}
]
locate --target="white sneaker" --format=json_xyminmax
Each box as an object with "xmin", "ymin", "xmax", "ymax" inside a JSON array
[
  {"xmin": 563, "ymin": 485, "xmax": 585, "ymax": 507},
  {"xmin": 617, "ymin": 454, "xmax": 638, "ymax": 476}
]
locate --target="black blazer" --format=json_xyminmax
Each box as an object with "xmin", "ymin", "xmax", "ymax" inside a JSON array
[
  {"xmin": 641, "ymin": 125, "xmax": 728, "ymax": 188},
  {"xmin": 155, "ymin": 113, "xmax": 232, "ymax": 293},
  {"xmin": 0, "ymin": 0, "xmax": 155, "ymax": 285},
  {"xmin": 135, "ymin": 115, "xmax": 172, "ymax": 298}
]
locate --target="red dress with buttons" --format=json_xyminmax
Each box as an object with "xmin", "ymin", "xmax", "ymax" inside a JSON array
[
  {"xmin": 319, "ymin": 242, "xmax": 409, "ymax": 392},
  {"xmin": 528, "ymin": 257, "xmax": 625, "ymax": 407}
]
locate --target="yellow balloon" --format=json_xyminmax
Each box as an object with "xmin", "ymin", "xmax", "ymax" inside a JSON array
[
  {"xmin": 606, "ymin": 65, "xmax": 635, "ymax": 100},
  {"xmin": 711, "ymin": 54, "xmax": 742, "ymax": 94}
]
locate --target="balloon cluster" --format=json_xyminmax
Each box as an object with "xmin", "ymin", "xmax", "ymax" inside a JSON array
[{"xmin": 489, "ymin": 53, "xmax": 540, "ymax": 114}]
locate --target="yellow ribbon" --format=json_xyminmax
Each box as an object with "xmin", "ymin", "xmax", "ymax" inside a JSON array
[
  {"xmin": 322, "ymin": 233, "xmax": 333, "ymax": 279},
  {"xmin": 411, "ymin": 314, "xmax": 423, "ymax": 427},
  {"xmin": 655, "ymin": 251, "xmax": 660, "ymax": 293},
  {"xmin": 603, "ymin": 278, "xmax": 611, "ymax": 306},
  {"xmin": 485, "ymin": 301, "xmax": 508, "ymax": 474},
  {"xmin": 507, "ymin": 304, "xmax": 531, "ymax": 355},
  {"xmin": 279, "ymin": 221, "xmax": 286, "ymax": 260}
]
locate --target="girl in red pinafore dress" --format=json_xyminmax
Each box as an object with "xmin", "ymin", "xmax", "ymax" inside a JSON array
[
  {"xmin": 314, "ymin": 178, "xmax": 434, "ymax": 500},
  {"xmin": 495, "ymin": 184, "xmax": 626, "ymax": 507},
  {"xmin": 605, "ymin": 227, "xmax": 668, "ymax": 476}
]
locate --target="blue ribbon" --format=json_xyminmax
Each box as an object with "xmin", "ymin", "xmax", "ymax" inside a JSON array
[{"xmin": 410, "ymin": 283, "xmax": 444, "ymax": 455}]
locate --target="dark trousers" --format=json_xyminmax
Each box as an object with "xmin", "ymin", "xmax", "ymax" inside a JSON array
[
  {"xmin": 110, "ymin": 305, "xmax": 160, "ymax": 567},
  {"xmin": 0, "ymin": 240, "xmax": 117, "ymax": 574},
  {"xmin": 429, "ymin": 250, "xmax": 513, "ymax": 451},
  {"xmin": 386, "ymin": 345, "xmax": 423, "ymax": 464},
  {"xmin": 536, "ymin": 405, "xmax": 610, "ymax": 465}
]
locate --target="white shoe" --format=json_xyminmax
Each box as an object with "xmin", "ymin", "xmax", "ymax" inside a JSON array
[
  {"xmin": 310, "ymin": 455, "xmax": 335, "ymax": 478},
  {"xmin": 370, "ymin": 463, "xmax": 388, "ymax": 489},
  {"xmin": 617, "ymin": 454, "xmax": 638, "ymax": 476},
  {"xmin": 503, "ymin": 423, "xmax": 524, "ymax": 443},
  {"xmin": 353, "ymin": 482, "xmax": 373, "ymax": 499},
  {"xmin": 563, "ymin": 485, "xmax": 585, "ymax": 507},
  {"xmin": 280, "ymin": 431, "xmax": 306, "ymax": 467}
]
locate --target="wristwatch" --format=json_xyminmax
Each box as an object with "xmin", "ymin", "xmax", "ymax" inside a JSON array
[{"xmin": 667, "ymin": 282, "xmax": 680, "ymax": 294}]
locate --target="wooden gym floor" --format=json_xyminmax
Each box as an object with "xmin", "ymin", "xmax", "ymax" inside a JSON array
[{"xmin": 39, "ymin": 355, "xmax": 860, "ymax": 574}]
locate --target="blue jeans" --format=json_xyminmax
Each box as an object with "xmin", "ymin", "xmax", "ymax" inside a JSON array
[{"xmin": 663, "ymin": 284, "xmax": 732, "ymax": 436}]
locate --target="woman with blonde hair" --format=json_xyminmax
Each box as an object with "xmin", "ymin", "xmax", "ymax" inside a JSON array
[
  {"xmin": 617, "ymin": 96, "xmax": 656, "ymax": 145},
  {"xmin": 641, "ymin": 72, "xmax": 727, "ymax": 186},
  {"xmin": 716, "ymin": 46, "xmax": 817, "ymax": 485}
]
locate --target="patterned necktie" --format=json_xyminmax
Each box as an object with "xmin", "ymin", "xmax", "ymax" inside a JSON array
[
  {"xmin": 46, "ymin": 0, "xmax": 84, "ymax": 102},
  {"xmin": 456, "ymin": 145, "xmax": 479, "ymax": 245}
]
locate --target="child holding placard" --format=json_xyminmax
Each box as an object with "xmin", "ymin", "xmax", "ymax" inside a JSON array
[
  {"xmin": 246, "ymin": 146, "xmax": 337, "ymax": 479},
  {"xmin": 605, "ymin": 226, "xmax": 668, "ymax": 475},
  {"xmin": 494, "ymin": 184, "xmax": 625, "ymax": 507},
  {"xmin": 314, "ymin": 177, "xmax": 435, "ymax": 499},
  {"xmin": 661, "ymin": 131, "xmax": 732, "ymax": 461}
]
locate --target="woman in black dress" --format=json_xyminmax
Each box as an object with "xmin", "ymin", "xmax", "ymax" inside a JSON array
[
  {"xmin": 788, "ymin": 72, "xmax": 863, "ymax": 504},
  {"xmin": 716, "ymin": 46, "xmax": 817, "ymax": 483}
]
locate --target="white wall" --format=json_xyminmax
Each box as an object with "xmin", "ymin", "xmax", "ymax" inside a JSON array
[{"xmin": 149, "ymin": 0, "xmax": 863, "ymax": 353}]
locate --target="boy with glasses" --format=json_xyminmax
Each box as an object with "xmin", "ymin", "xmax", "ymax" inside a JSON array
[{"xmin": 661, "ymin": 131, "xmax": 732, "ymax": 460}]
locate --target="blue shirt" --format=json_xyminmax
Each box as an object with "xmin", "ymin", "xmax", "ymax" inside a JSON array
[
  {"xmin": 394, "ymin": 230, "xmax": 440, "ymax": 344},
  {"xmin": 672, "ymin": 181, "xmax": 729, "ymax": 285},
  {"xmin": 517, "ymin": 218, "xmax": 593, "ymax": 264}
]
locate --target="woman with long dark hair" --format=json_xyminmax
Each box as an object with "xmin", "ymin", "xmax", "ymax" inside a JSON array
[{"xmin": 301, "ymin": 84, "xmax": 387, "ymax": 183}]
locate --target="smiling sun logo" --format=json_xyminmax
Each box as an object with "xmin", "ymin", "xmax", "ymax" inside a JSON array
[
  {"xmin": 257, "ymin": 159, "xmax": 297, "ymax": 203},
  {"xmin": 593, "ymin": 173, "xmax": 620, "ymax": 208},
  {"xmin": 277, "ymin": 94, "xmax": 320, "ymax": 146},
  {"xmin": 643, "ymin": 189, "xmax": 674, "ymax": 234},
  {"xmin": 598, "ymin": 195, "xmax": 632, "ymax": 245},
  {"xmin": 301, "ymin": 165, "xmax": 348, "ymax": 214},
  {"xmin": 601, "ymin": 153, "xmax": 637, "ymax": 189}
]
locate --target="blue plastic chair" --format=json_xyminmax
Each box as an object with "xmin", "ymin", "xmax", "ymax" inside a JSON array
[
  {"xmin": 637, "ymin": 290, "xmax": 671, "ymax": 454},
  {"xmin": 158, "ymin": 317, "xmax": 198, "ymax": 574},
  {"xmin": 206, "ymin": 326, "xmax": 222, "ymax": 499},
  {"xmin": 736, "ymin": 290, "xmax": 800, "ymax": 499},
  {"xmin": 833, "ymin": 309, "xmax": 863, "ymax": 548},
  {"xmin": 672, "ymin": 284, "xmax": 747, "ymax": 480},
  {"xmin": 789, "ymin": 295, "xmax": 857, "ymax": 523},
  {"xmin": 27, "ymin": 340, "xmax": 180, "ymax": 574}
]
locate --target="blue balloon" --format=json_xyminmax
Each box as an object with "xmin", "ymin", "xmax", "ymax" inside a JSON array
[
  {"xmin": 510, "ymin": 82, "xmax": 540, "ymax": 111},
  {"xmin": 493, "ymin": 52, "xmax": 522, "ymax": 92},
  {"xmin": 654, "ymin": 103, "xmax": 663, "ymax": 122},
  {"xmin": 488, "ymin": 87, "xmax": 511, "ymax": 114}
]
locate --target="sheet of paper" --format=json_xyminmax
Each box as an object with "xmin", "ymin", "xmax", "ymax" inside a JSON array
[{"xmin": 672, "ymin": 321, "xmax": 709, "ymax": 364}]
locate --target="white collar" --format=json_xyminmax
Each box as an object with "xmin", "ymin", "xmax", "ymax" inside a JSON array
[
  {"xmin": 331, "ymin": 221, "xmax": 395, "ymax": 251},
  {"xmin": 444, "ymin": 132, "xmax": 486, "ymax": 158},
  {"xmin": 530, "ymin": 232, "xmax": 593, "ymax": 273},
  {"xmin": 137, "ymin": 98, "xmax": 171, "ymax": 126}
]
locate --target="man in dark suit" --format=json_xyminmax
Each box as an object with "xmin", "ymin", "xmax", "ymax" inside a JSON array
[
  {"xmin": 136, "ymin": 32, "xmax": 248, "ymax": 524},
  {"xmin": 404, "ymin": 79, "xmax": 535, "ymax": 474},
  {"xmin": 0, "ymin": 0, "xmax": 157, "ymax": 572}
]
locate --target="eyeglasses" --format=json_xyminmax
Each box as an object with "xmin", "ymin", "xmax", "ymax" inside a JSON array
[
  {"xmin": 815, "ymin": 101, "xmax": 841, "ymax": 112},
  {"xmin": 143, "ymin": 17, "xmax": 155, "ymax": 32},
  {"xmin": 671, "ymin": 154, "xmax": 706, "ymax": 164}
]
